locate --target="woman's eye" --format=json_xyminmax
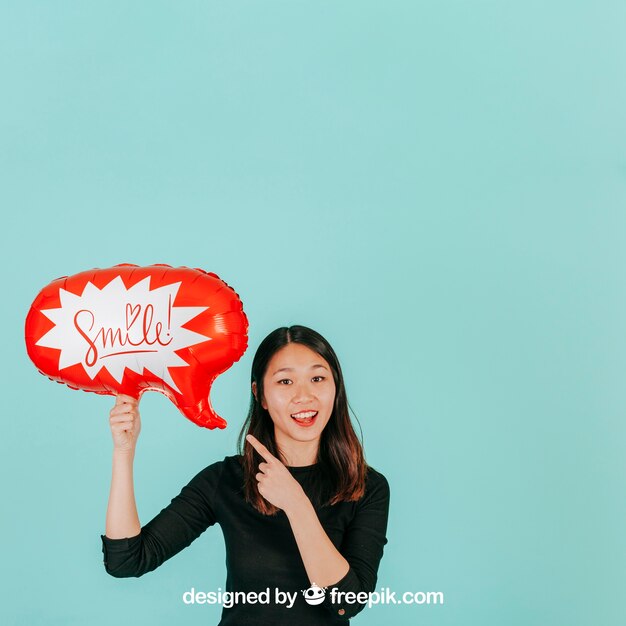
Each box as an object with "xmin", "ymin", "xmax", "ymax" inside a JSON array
[{"xmin": 277, "ymin": 377, "xmax": 325, "ymax": 384}]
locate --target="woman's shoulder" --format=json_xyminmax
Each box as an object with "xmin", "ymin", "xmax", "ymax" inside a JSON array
[
  {"xmin": 363, "ymin": 464, "xmax": 391, "ymax": 501},
  {"xmin": 188, "ymin": 454, "xmax": 242, "ymax": 482},
  {"xmin": 184, "ymin": 454, "xmax": 243, "ymax": 496},
  {"xmin": 202, "ymin": 454, "xmax": 243, "ymax": 473},
  {"xmin": 365, "ymin": 463, "xmax": 389, "ymax": 484},
  {"xmin": 196, "ymin": 453, "xmax": 243, "ymax": 476}
]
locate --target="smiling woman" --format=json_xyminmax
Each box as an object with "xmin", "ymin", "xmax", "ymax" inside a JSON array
[
  {"xmin": 256, "ymin": 343, "xmax": 335, "ymax": 440},
  {"xmin": 101, "ymin": 325, "xmax": 390, "ymax": 625}
]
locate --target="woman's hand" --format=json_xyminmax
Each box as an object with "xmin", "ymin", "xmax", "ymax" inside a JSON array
[
  {"xmin": 246, "ymin": 434, "xmax": 308, "ymax": 514},
  {"xmin": 109, "ymin": 394, "xmax": 142, "ymax": 453}
]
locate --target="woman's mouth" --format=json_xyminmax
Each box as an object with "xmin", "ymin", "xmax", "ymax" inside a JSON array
[{"xmin": 290, "ymin": 410, "xmax": 318, "ymax": 427}]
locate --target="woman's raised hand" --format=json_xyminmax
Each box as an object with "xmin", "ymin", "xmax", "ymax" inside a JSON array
[
  {"xmin": 246, "ymin": 434, "xmax": 307, "ymax": 514},
  {"xmin": 109, "ymin": 394, "xmax": 142, "ymax": 453}
]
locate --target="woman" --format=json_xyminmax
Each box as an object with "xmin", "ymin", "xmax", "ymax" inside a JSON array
[{"xmin": 102, "ymin": 325, "xmax": 390, "ymax": 624}]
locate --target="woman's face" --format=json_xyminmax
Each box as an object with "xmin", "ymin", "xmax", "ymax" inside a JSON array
[{"xmin": 255, "ymin": 342, "xmax": 336, "ymax": 449}]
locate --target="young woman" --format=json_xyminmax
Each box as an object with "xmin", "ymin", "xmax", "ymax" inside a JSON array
[{"xmin": 101, "ymin": 325, "xmax": 390, "ymax": 624}]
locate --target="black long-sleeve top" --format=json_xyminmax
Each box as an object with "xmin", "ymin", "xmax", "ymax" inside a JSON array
[{"xmin": 101, "ymin": 454, "xmax": 390, "ymax": 625}]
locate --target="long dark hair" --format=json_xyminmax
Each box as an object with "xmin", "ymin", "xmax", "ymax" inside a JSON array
[{"xmin": 237, "ymin": 325, "xmax": 366, "ymax": 515}]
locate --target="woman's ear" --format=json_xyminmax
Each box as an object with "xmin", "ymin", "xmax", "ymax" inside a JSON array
[{"xmin": 252, "ymin": 381, "xmax": 267, "ymax": 410}]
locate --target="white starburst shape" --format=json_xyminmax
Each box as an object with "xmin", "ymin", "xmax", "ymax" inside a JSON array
[{"xmin": 35, "ymin": 275, "xmax": 211, "ymax": 393}]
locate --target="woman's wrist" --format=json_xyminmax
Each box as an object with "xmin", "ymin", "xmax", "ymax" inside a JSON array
[
  {"xmin": 113, "ymin": 447, "xmax": 136, "ymax": 461},
  {"xmin": 284, "ymin": 489, "xmax": 313, "ymax": 519}
]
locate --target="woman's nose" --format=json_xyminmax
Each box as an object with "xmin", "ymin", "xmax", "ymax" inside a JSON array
[{"xmin": 292, "ymin": 382, "xmax": 314, "ymax": 401}]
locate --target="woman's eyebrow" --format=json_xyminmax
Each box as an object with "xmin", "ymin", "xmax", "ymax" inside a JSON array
[{"xmin": 272, "ymin": 364, "xmax": 328, "ymax": 376}]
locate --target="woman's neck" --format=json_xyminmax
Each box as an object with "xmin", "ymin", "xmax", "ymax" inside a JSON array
[{"xmin": 275, "ymin": 434, "xmax": 319, "ymax": 467}]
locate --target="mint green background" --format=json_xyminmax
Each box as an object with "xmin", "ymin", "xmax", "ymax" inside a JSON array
[{"xmin": 1, "ymin": 2, "xmax": 624, "ymax": 625}]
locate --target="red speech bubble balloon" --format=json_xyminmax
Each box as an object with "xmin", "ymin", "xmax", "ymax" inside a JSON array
[{"xmin": 25, "ymin": 264, "xmax": 249, "ymax": 429}]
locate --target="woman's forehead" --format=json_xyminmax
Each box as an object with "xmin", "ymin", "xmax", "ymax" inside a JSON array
[{"xmin": 266, "ymin": 343, "xmax": 329, "ymax": 373}]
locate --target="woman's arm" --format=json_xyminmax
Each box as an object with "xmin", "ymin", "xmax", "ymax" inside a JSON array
[
  {"xmin": 106, "ymin": 448, "xmax": 141, "ymax": 538},
  {"xmin": 246, "ymin": 435, "xmax": 390, "ymax": 619},
  {"xmin": 246, "ymin": 435, "xmax": 349, "ymax": 584},
  {"xmin": 101, "ymin": 395, "xmax": 220, "ymax": 578},
  {"xmin": 105, "ymin": 394, "xmax": 142, "ymax": 539},
  {"xmin": 284, "ymin": 497, "xmax": 350, "ymax": 586},
  {"xmin": 286, "ymin": 471, "xmax": 390, "ymax": 620},
  {"xmin": 316, "ymin": 470, "xmax": 390, "ymax": 618},
  {"xmin": 101, "ymin": 462, "xmax": 221, "ymax": 578}
]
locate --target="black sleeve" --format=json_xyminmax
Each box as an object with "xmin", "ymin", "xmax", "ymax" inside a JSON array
[
  {"xmin": 321, "ymin": 469, "xmax": 391, "ymax": 620},
  {"xmin": 100, "ymin": 460, "xmax": 223, "ymax": 578}
]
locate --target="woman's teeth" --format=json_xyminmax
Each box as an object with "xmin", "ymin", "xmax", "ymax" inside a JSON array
[{"xmin": 291, "ymin": 411, "xmax": 318, "ymax": 423}]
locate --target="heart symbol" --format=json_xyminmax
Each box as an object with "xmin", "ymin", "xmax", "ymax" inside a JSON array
[{"xmin": 126, "ymin": 303, "xmax": 141, "ymax": 330}]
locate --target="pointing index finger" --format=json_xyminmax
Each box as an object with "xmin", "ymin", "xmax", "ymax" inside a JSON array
[{"xmin": 246, "ymin": 434, "xmax": 277, "ymax": 463}]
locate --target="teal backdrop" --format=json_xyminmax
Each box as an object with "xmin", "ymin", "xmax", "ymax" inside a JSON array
[{"xmin": 1, "ymin": 2, "xmax": 624, "ymax": 625}]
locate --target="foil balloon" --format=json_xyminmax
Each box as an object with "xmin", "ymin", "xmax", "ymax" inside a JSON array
[{"xmin": 25, "ymin": 264, "xmax": 248, "ymax": 429}]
